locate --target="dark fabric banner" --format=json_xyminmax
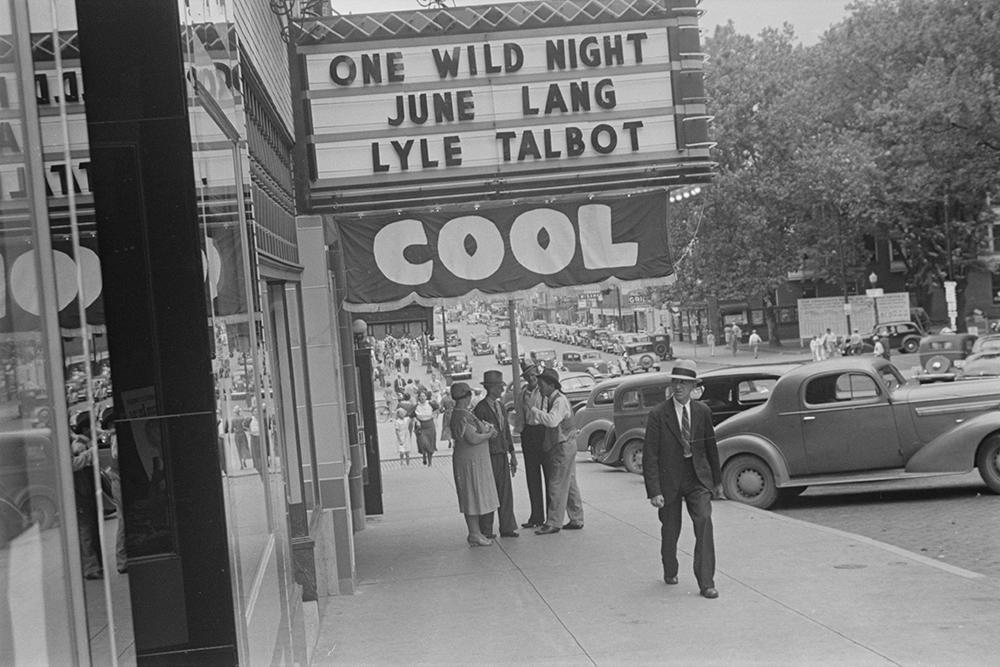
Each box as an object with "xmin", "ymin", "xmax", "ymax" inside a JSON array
[{"xmin": 335, "ymin": 193, "xmax": 672, "ymax": 310}]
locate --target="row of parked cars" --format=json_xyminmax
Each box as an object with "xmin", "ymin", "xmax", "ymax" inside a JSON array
[{"xmin": 575, "ymin": 356, "xmax": 1000, "ymax": 510}]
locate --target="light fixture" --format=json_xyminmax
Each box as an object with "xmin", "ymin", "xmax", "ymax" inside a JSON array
[{"xmin": 352, "ymin": 319, "xmax": 368, "ymax": 348}]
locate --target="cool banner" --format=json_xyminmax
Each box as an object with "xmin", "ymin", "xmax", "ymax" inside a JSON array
[{"xmin": 336, "ymin": 192, "xmax": 672, "ymax": 310}]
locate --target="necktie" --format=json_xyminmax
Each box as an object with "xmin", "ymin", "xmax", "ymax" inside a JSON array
[{"xmin": 681, "ymin": 404, "xmax": 692, "ymax": 457}]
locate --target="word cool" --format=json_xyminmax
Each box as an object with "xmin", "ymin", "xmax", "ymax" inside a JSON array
[{"xmin": 373, "ymin": 204, "xmax": 638, "ymax": 285}]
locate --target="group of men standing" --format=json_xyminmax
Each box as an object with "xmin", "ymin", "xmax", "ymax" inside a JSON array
[{"xmin": 471, "ymin": 356, "xmax": 722, "ymax": 599}]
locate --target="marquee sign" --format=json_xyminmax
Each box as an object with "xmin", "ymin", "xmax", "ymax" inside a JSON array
[
  {"xmin": 293, "ymin": 0, "xmax": 712, "ymax": 212},
  {"xmin": 335, "ymin": 192, "xmax": 672, "ymax": 311}
]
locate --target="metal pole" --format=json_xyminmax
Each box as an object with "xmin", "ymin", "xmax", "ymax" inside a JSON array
[
  {"xmin": 836, "ymin": 207, "xmax": 852, "ymax": 334},
  {"xmin": 441, "ymin": 306, "xmax": 450, "ymax": 377},
  {"xmin": 944, "ymin": 194, "xmax": 954, "ymax": 280},
  {"xmin": 507, "ymin": 299, "xmax": 520, "ymax": 415},
  {"xmin": 616, "ymin": 285, "xmax": 624, "ymax": 331}
]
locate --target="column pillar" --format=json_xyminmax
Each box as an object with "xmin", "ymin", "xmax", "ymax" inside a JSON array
[{"xmin": 295, "ymin": 215, "xmax": 356, "ymax": 595}]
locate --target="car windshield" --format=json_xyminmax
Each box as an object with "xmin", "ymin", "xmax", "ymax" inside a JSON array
[
  {"xmin": 534, "ymin": 350, "xmax": 556, "ymax": 361},
  {"xmin": 976, "ymin": 339, "xmax": 1000, "ymax": 353},
  {"xmin": 878, "ymin": 365, "xmax": 904, "ymax": 392},
  {"xmin": 627, "ymin": 344, "xmax": 654, "ymax": 354}
]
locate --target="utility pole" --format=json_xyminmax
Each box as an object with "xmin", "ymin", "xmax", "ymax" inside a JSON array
[{"xmin": 835, "ymin": 205, "xmax": 852, "ymax": 334}]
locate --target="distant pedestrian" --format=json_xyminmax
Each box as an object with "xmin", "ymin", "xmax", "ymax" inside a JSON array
[
  {"xmin": 403, "ymin": 348, "xmax": 411, "ymax": 373},
  {"xmin": 810, "ymin": 335, "xmax": 823, "ymax": 362},
  {"xmin": 706, "ymin": 331, "xmax": 716, "ymax": 356},
  {"xmin": 822, "ymin": 328, "xmax": 838, "ymax": 360},
  {"xmin": 395, "ymin": 408, "xmax": 413, "ymax": 466},
  {"xmin": 873, "ymin": 335, "xmax": 890, "ymax": 361},
  {"xmin": 849, "ymin": 329, "xmax": 863, "ymax": 356},
  {"xmin": 729, "ymin": 324, "xmax": 742, "ymax": 356},
  {"xmin": 748, "ymin": 330, "xmax": 762, "ymax": 359},
  {"xmin": 407, "ymin": 390, "xmax": 440, "ymax": 466}
]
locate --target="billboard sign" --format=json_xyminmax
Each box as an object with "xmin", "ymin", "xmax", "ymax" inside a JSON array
[{"xmin": 293, "ymin": 0, "xmax": 712, "ymax": 212}]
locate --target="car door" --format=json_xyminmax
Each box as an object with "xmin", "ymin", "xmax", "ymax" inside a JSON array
[{"xmin": 799, "ymin": 371, "xmax": 902, "ymax": 474}]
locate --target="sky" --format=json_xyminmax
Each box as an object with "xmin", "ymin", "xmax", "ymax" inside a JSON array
[{"xmin": 330, "ymin": 0, "xmax": 855, "ymax": 45}]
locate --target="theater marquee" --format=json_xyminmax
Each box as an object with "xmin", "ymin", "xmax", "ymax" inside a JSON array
[{"xmin": 292, "ymin": 0, "xmax": 713, "ymax": 212}]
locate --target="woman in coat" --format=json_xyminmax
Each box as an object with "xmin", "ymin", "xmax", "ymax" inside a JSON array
[{"xmin": 449, "ymin": 382, "xmax": 499, "ymax": 546}]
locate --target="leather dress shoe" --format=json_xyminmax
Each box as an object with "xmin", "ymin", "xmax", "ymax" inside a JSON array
[
  {"xmin": 700, "ymin": 587, "xmax": 719, "ymax": 599},
  {"xmin": 562, "ymin": 522, "xmax": 583, "ymax": 530},
  {"xmin": 663, "ymin": 576, "xmax": 678, "ymax": 585},
  {"xmin": 500, "ymin": 531, "xmax": 520, "ymax": 538},
  {"xmin": 535, "ymin": 525, "xmax": 561, "ymax": 535},
  {"xmin": 521, "ymin": 521, "xmax": 541, "ymax": 529}
]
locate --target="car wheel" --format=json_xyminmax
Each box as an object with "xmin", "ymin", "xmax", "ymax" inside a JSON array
[
  {"xmin": 903, "ymin": 338, "xmax": 919, "ymax": 354},
  {"xmin": 975, "ymin": 435, "xmax": 1000, "ymax": 493},
  {"xmin": 639, "ymin": 355, "xmax": 654, "ymax": 370},
  {"xmin": 621, "ymin": 440, "xmax": 643, "ymax": 474},
  {"xmin": 588, "ymin": 430, "xmax": 606, "ymax": 456},
  {"xmin": 722, "ymin": 455, "xmax": 779, "ymax": 509}
]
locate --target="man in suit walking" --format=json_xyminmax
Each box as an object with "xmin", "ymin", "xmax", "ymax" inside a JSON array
[
  {"xmin": 474, "ymin": 370, "xmax": 519, "ymax": 538},
  {"xmin": 643, "ymin": 359, "xmax": 724, "ymax": 599}
]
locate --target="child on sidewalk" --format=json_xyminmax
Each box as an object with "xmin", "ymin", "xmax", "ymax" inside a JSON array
[{"xmin": 395, "ymin": 408, "xmax": 413, "ymax": 465}]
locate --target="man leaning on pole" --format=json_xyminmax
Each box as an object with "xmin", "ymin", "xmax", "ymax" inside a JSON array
[{"xmin": 530, "ymin": 368, "xmax": 584, "ymax": 534}]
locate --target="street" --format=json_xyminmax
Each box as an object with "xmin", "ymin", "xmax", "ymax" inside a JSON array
[{"xmin": 375, "ymin": 317, "xmax": 997, "ymax": 584}]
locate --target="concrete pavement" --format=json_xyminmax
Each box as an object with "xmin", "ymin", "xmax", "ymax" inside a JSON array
[{"xmin": 311, "ymin": 452, "xmax": 999, "ymax": 666}]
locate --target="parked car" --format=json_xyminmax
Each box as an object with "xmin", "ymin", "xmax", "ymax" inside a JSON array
[
  {"xmin": 485, "ymin": 324, "xmax": 500, "ymax": 337},
  {"xmin": 958, "ymin": 334, "xmax": 1000, "ymax": 378},
  {"xmin": 530, "ymin": 348, "xmax": 558, "ymax": 369},
  {"xmin": 573, "ymin": 377, "xmax": 629, "ymax": 454},
  {"xmin": 649, "ymin": 333, "xmax": 673, "ymax": 360},
  {"xmin": 446, "ymin": 351, "xmax": 472, "ymax": 381},
  {"xmin": 595, "ymin": 365, "xmax": 794, "ymax": 473},
  {"xmin": 914, "ymin": 333, "xmax": 977, "ymax": 383},
  {"xmin": 471, "ymin": 336, "xmax": 492, "ymax": 356},
  {"xmin": 863, "ymin": 321, "xmax": 926, "ymax": 354},
  {"xmin": 561, "ymin": 350, "xmax": 610, "ymax": 376},
  {"xmin": 715, "ymin": 357, "xmax": 1000, "ymax": 509},
  {"xmin": 624, "ymin": 342, "xmax": 659, "ymax": 373}
]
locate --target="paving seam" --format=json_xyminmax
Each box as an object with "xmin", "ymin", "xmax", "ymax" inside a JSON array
[{"xmin": 732, "ymin": 501, "xmax": 994, "ymax": 582}]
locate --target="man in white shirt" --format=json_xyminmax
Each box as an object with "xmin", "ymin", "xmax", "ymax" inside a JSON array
[
  {"xmin": 642, "ymin": 360, "xmax": 723, "ymax": 599},
  {"xmin": 515, "ymin": 361, "xmax": 547, "ymax": 528},
  {"xmin": 530, "ymin": 369, "xmax": 584, "ymax": 534}
]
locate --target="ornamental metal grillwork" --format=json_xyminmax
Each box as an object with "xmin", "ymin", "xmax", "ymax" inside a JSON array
[{"xmin": 291, "ymin": 0, "xmax": 701, "ymax": 46}]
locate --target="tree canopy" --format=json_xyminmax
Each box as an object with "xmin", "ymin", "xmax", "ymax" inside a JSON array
[{"xmin": 666, "ymin": 0, "xmax": 1000, "ymax": 339}]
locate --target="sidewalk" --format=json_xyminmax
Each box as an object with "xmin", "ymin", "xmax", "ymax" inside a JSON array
[{"xmin": 311, "ymin": 456, "xmax": 999, "ymax": 666}]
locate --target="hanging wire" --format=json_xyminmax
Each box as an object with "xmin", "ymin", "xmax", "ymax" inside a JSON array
[{"xmin": 49, "ymin": 1, "xmax": 119, "ymax": 663}]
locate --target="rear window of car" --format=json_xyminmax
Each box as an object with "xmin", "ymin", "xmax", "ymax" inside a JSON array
[
  {"xmin": 805, "ymin": 373, "xmax": 880, "ymax": 404},
  {"xmin": 563, "ymin": 376, "xmax": 596, "ymax": 391},
  {"xmin": 593, "ymin": 389, "xmax": 615, "ymax": 405},
  {"xmin": 621, "ymin": 390, "xmax": 640, "ymax": 409},
  {"xmin": 563, "ymin": 353, "xmax": 580, "ymax": 362},
  {"xmin": 738, "ymin": 378, "xmax": 777, "ymax": 403}
]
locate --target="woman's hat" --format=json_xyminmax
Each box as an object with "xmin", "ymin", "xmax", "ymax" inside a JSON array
[
  {"xmin": 536, "ymin": 367, "xmax": 562, "ymax": 390},
  {"xmin": 481, "ymin": 370, "xmax": 505, "ymax": 387},
  {"xmin": 666, "ymin": 359, "xmax": 701, "ymax": 383},
  {"xmin": 450, "ymin": 382, "xmax": 473, "ymax": 400}
]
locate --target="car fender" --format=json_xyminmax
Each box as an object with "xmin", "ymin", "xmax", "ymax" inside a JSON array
[
  {"xmin": 904, "ymin": 412, "xmax": 1000, "ymax": 473},
  {"xmin": 717, "ymin": 435, "xmax": 792, "ymax": 486},
  {"xmin": 577, "ymin": 418, "xmax": 612, "ymax": 452},
  {"xmin": 597, "ymin": 426, "xmax": 644, "ymax": 466}
]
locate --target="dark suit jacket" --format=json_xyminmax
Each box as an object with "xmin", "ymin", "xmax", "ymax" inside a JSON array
[
  {"xmin": 642, "ymin": 399, "xmax": 722, "ymax": 500},
  {"xmin": 473, "ymin": 397, "xmax": 514, "ymax": 455}
]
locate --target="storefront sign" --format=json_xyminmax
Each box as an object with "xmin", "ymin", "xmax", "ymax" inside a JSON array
[
  {"xmin": 294, "ymin": 1, "xmax": 712, "ymax": 211},
  {"xmin": 336, "ymin": 193, "xmax": 672, "ymax": 310}
]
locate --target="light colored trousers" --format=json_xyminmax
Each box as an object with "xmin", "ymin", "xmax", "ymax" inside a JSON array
[{"xmin": 542, "ymin": 438, "xmax": 584, "ymax": 528}]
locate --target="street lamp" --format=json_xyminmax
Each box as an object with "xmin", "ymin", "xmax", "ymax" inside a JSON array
[
  {"xmin": 868, "ymin": 272, "xmax": 879, "ymax": 327},
  {"xmin": 352, "ymin": 319, "xmax": 368, "ymax": 348}
]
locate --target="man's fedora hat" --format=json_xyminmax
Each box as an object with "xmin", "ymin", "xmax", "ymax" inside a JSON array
[
  {"xmin": 520, "ymin": 359, "xmax": 538, "ymax": 377},
  {"xmin": 666, "ymin": 359, "xmax": 701, "ymax": 383},
  {"xmin": 481, "ymin": 370, "xmax": 506, "ymax": 387},
  {"xmin": 536, "ymin": 367, "xmax": 562, "ymax": 390}
]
